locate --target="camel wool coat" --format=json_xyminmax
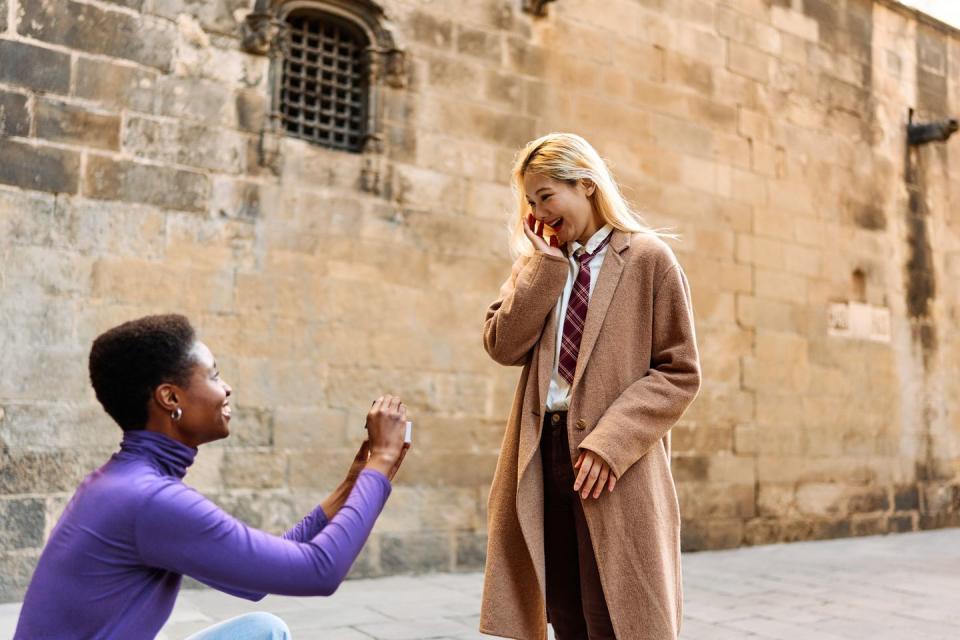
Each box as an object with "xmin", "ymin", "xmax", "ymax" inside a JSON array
[{"xmin": 479, "ymin": 230, "xmax": 701, "ymax": 640}]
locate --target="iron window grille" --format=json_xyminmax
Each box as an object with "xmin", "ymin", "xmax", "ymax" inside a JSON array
[{"xmin": 280, "ymin": 11, "xmax": 369, "ymax": 152}]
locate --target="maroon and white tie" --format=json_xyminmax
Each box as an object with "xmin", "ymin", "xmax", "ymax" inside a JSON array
[{"xmin": 558, "ymin": 232, "xmax": 612, "ymax": 385}]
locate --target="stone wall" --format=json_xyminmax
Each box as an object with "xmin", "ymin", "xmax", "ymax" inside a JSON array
[{"xmin": 1, "ymin": 0, "xmax": 959, "ymax": 602}]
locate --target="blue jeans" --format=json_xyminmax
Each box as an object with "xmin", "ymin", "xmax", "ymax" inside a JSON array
[{"xmin": 185, "ymin": 612, "xmax": 291, "ymax": 640}]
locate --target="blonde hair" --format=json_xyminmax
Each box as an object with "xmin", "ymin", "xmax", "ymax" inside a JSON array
[{"xmin": 508, "ymin": 132, "xmax": 671, "ymax": 258}]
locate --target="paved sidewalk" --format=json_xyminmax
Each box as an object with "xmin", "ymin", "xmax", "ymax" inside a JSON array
[{"xmin": 1, "ymin": 529, "xmax": 957, "ymax": 639}]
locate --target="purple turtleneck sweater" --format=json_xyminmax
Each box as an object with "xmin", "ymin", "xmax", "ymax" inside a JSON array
[{"xmin": 15, "ymin": 430, "xmax": 391, "ymax": 640}]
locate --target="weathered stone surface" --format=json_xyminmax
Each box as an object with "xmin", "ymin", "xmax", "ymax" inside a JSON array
[
  {"xmin": 0, "ymin": 0, "xmax": 959, "ymax": 600},
  {"xmin": 455, "ymin": 531, "xmax": 487, "ymax": 571},
  {"xmin": 221, "ymin": 449, "xmax": 286, "ymax": 490},
  {"xmin": 122, "ymin": 116, "xmax": 246, "ymax": 173},
  {"xmin": 0, "ymin": 40, "xmax": 70, "ymax": 94},
  {"xmin": 0, "ymin": 90, "xmax": 30, "ymax": 137},
  {"xmin": 0, "ymin": 498, "xmax": 45, "ymax": 550},
  {"xmin": 73, "ymin": 57, "xmax": 159, "ymax": 110},
  {"xmin": 0, "ymin": 139, "xmax": 80, "ymax": 194},
  {"xmin": 0, "ymin": 449, "xmax": 109, "ymax": 495},
  {"xmin": 381, "ymin": 531, "xmax": 451, "ymax": 574},
  {"xmin": 83, "ymin": 155, "xmax": 209, "ymax": 211},
  {"xmin": 0, "ymin": 550, "xmax": 40, "ymax": 603},
  {"xmin": 149, "ymin": 0, "xmax": 249, "ymax": 35},
  {"xmin": 35, "ymin": 99, "xmax": 121, "ymax": 150},
  {"xmin": 19, "ymin": 0, "xmax": 175, "ymax": 70},
  {"xmin": 407, "ymin": 10, "xmax": 454, "ymax": 49}
]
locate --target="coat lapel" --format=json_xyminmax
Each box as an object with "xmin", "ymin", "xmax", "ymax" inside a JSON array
[{"xmin": 570, "ymin": 229, "xmax": 630, "ymax": 390}]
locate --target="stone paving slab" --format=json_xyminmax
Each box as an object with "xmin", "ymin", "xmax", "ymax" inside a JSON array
[{"xmin": 0, "ymin": 529, "xmax": 957, "ymax": 639}]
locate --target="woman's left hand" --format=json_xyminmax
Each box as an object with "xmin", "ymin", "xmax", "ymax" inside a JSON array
[{"xmin": 574, "ymin": 450, "xmax": 617, "ymax": 499}]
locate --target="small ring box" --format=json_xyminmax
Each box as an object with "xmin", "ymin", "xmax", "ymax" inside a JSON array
[{"xmin": 404, "ymin": 420, "xmax": 413, "ymax": 444}]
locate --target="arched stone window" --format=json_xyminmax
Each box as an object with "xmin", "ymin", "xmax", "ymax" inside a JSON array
[
  {"xmin": 241, "ymin": 0, "xmax": 405, "ymax": 155},
  {"xmin": 281, "ymin": 10, "xmax": 369, "ymax": 151}
]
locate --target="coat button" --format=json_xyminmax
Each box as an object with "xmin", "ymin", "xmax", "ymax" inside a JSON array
[
  {"xmin": 576, "ymin": 419, "xmax": 587, "ymax": 430},
  {"xmin": 551, "ymin": 413, "xmax": 560, "ymax": 424}
]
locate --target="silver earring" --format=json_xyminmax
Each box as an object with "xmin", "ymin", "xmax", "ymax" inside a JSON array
[{"xmin": 171, "ymin": 407, "xmax": 182, "ymax": 422}]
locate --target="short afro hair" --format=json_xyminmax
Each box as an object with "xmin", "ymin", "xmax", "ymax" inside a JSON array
[{"xmin": 89, "ymin": 314, "xmax": 198, "ymax": 431}]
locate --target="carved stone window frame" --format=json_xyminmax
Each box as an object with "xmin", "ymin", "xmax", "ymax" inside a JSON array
[{"xmin": 242, "ymin": 0, "xmax": 406, "ymax": 155}]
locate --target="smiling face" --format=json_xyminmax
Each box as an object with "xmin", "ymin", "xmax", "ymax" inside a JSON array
[
  {"xmin": 168, "ymin": 342, "xmax": 233, "ymax": 447},
  {"xmin": 523, "ymin": 172, "xmax": 603, "ymax": 247}
]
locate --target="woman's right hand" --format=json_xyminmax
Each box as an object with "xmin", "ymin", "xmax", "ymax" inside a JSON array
[
  {"xmin": 523, "ymin": 214, "xmax": 564, "ymax": 258},
  {"xmin": 364, "ymin": 395, "xmax": 408, "ymax": 479}
]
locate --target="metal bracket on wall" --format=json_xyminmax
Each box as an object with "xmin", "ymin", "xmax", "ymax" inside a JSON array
[
  {"xmin": 522, "ymin": 0, "xmax": 556, "ymax": 17},
  {"xmin": 907, "ymin": 109, "xmax": 958, "ymax": 146}
]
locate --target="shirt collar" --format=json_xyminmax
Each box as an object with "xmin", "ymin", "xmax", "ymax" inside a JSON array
[{"xmin": 569, "ymin": 224, "xmax": 614, "ymax": 258}]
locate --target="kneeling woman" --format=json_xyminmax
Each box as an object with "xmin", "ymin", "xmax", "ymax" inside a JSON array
[{"xmin": 15, "ymin": 314, "xmax": 409, "ymax": 639}]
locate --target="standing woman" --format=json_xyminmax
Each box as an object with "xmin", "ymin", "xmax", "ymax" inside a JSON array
[{"xmin": 480, "ymin": 133, "xmax": 701, "ymax": 639}]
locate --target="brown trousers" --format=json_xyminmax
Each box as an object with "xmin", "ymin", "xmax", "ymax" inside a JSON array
[{"xmin": 541, "ymin": 411, "xmax": 616, "ymax": 640}]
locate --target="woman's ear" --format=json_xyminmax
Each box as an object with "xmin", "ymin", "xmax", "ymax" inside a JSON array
[
  {"xmin": 154, "ymin": 384, "xmax": 179, "ymax": 413},
  {"xmin": 582, "ymin": 179, "xmax": 596, "ymax": 197}
]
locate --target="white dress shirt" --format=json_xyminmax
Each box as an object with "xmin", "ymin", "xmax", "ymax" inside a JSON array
[{"xmin": 545, "ymin": 224, "xmax": 614, "ymax": 412}]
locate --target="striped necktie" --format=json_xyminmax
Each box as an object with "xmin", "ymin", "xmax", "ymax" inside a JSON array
[{"xmin": 558, "ymin": 232, "xmax": 612, "ymax": 385}]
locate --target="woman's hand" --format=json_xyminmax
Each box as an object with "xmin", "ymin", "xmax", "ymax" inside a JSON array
[
  {"xmin": 523, "ymin": 214, "xmax": 564, "ymax": 258},
  {"xmin": 364, "ymin": 395, "xmax": 408, "ymax": 478},
  {"xmin": 573, "ymin": 450, "xmax": 617, "ymax": 499}
]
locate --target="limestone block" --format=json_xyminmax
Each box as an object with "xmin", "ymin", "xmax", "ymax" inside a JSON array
[
  {"xmin": 795, "ymin": 482, "xmax": 847, "ymax": 517},
  {"xmin": 737, "ymin": 234, "xmax": 785, "ymax": 269},
  {"xmin": 0, "ymin": 89, "xmax": 29, "ymax": 137},
  {"xmin": 0, "ymin": 448, "xmax": 109, "ymax": 494},
  {"xmin": 456, "ymin": 26, "xmax": 502, "ymax": 64},
  {"xmin": 406, "ymin": 10, "xmax": 454, "ymax": 50},
  {"xmin": 771, "ymin": 6, "xmax": 820, "ymax": 41},
  {"xmin": 756, "ymin": 483, "xmax": 795, "ymax": 518},
  {"xmin": 0, "ymin": 550, "xmax": 40, "ymax": 603},
  {"xmin": 150, "ymin": 0, "xmax": 247, "ymax": 35},
  {"xmin": 122, "ymin": 116, "xmax": 247, "ymax": 174},
  {"xmin": 692, "ymin": 287, "xmax": 735, "ymax": 325},
  {"xmin": 2, "ymin": 245, "xmax": 92, "ymax": 300},
  {"xmin": 753, "ymin": 209, "xmax": 797, "ymax": 242},
  {"xmin": 221, "ymin": 449, "xmax": 286, "ymax": 490},
  {"xmin": 274, "ymin": 407, "xmax": 351, "ymax": 452},
  {"xmin": 0, "ymin": 0, "xmax": 5, "ymax": 31},
  {"xmin": 73, "ymin": 57, "xmax": 159, "ymax": 111},
  {"xmin": 754, "ymin": 268, "xmax": 808, "ymax": 303},
  {"xmin": 381, "ymin": 531, "xmax": 451, "ymax": 573},
  {"xmin": 505, "ymin": 34, "xmax": 546, "ymax": 76},
  {"xmin": 0, "ymin": 39, "xmax": 70, "ymax": 94},
  {"xmin": 677, "ymin": 482, "xmax": 754, "ymax": 519},
  {"xmin": 715, "ymin": 6, "xmax": 781, "ymax": 55},
  {"xmin": 184, "ymin": 446, "xmax": 224, "ymax": 494},
  {"xmin": 397, "ymin": 450, "xmax": 498, "ymax": 488},
  {"xmin": 850, "ymin": 514, "xmax": 887, "ymax": 537},
  {"xmin": 0, "ymin": 402, "xmax": 115, "ymax": 451},
  {"xmin": 727, "ymin": 42, "xmax": 771, "ymax": 83},
  {"xmin": 0, "ymin": 139, "xmax": 80, "ymax": 194},
  {"xmin": 19, "ymin": 0, "xmax": 175, "ymax": 70},
  {"xmin": 0, "ymin": 497, "xmax": 45, "ymax": 550},
  {"xmin": 84, "ymin": 155, "xmax": 209, "ymax": 212},
  {"xmin": 664, "ymin": 50, "xmax": 714, "ymax": 95},
  {"xmin": 35, "ymin": 99, "xmax": 121, "ymax": 151},
  {"xmin": 455, "ymin": 530, "xmax": 486, "ymax": 570},
  {"xmin": 681, "ymin": 517, "xmax": 743, "ymax": 551}
]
